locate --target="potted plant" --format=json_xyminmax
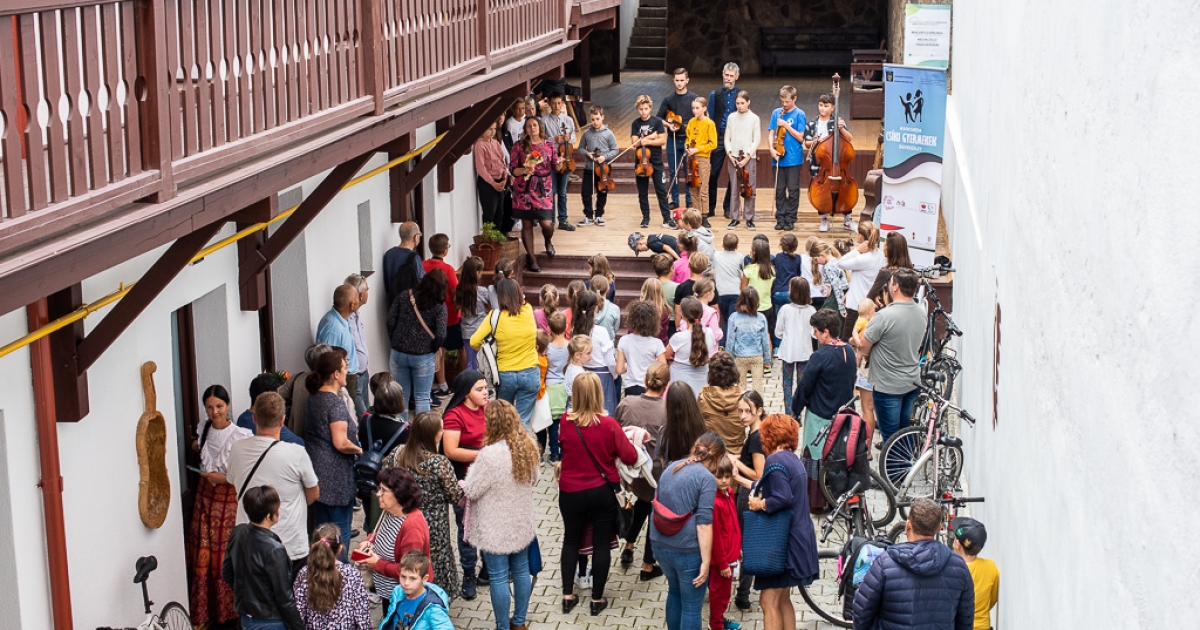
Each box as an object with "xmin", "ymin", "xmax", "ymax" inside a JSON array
[{"xmin": 470, "ymin": 223, "xmax": 506, "ymax": 268}]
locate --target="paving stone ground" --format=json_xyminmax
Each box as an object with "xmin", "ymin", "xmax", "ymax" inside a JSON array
[{"xmin": 356, "ymin": 358, "xmax": 889, "ymax": 630}]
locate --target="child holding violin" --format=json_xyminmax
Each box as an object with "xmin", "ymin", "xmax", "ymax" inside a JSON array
[
  {"xmin": 768, "ymin": 85, "xmax": 807, "ymax": 232},
  {"xmin": 578, "ymin": 105, "xmax": 620, "ymax": 226},
  {"xmin": 630, "ymin": 94, "xmax": 675, "ymax": 230},
  {"xmin": 542, "ymin": 94, "xmax": 578, "ymax": 232},
  {"xmin": 804, "ymin": 93, "xmax": 855, "ymax": 232},
  {"xmin": 657, "ymin": 68, "xmax": 700, "ymax": 210},
  {"xmin": 724, "ymin": 89, "xmax": 760, "ymax": 230},
  {"xmin": 685, "ymin": 97, "xmax": 717, "ymax": 220}
]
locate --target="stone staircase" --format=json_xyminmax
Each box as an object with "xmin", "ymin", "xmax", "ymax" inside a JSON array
[{"xmin": 626, "ymin": 0, "xmax": 667, "ymax": 71}]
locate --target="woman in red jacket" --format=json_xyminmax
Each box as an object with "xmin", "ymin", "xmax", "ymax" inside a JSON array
[
  {"xmin": 356, "ymin": 467, "xmax": 431, "ymax": 603},
  {"xmin": 558, "ymin": 372, "xmax": 639, "ymax": 616}
]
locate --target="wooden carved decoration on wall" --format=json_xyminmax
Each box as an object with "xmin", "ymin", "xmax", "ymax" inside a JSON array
[{"xmin": 137, "ymin": 362, "xmax": 171, "ymax": 529}]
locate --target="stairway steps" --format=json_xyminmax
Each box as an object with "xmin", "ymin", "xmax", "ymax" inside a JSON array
[
  {"xmin": 631, "ymin": 26, "xmax": 667, "ymax": 38},
  {"xmin": 626, "ymin": 57, "xmax": 666, "ymax": 70},
  {"xmin": 627, "ymin": 46, "xmax": 667, "ymax": 59}
]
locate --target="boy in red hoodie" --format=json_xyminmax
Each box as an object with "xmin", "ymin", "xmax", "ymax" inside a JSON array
[{"xmin": 710, "ymin": 458, "xmax": 743, "ymax": 630}]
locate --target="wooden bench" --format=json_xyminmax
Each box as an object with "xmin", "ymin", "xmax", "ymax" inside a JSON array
[{"xmin": 759, "ymin": 27, "xmax": 880, "ymax": 74}]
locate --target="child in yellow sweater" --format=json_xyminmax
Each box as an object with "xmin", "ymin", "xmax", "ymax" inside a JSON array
[{"xmin": 686, "ymin": 97, "xmax": 718, "ymax": 216}]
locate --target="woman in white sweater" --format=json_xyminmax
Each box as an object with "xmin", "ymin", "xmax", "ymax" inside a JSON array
[
  {"xmin": 723, "ymin": 90, "xmax": 761, "ymax": 228},
  {"xmin": 464, "ymin": 399, "xmax": 540, "ymax": 630},
  {"xmin": 834, "ymin": 221, "xmax": 884, "ymax": 341}
]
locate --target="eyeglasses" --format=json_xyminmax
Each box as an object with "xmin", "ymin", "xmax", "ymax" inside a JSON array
[{"xmin": 376, "ymin": 486, "xmax": 393, "ymax": 496}]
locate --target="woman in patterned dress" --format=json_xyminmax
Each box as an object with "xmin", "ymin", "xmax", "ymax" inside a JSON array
[
  {"xmin": 293, "ymin": 523, "xmax": 371, "ymax": 629},
  {"xmin": 187, "ymin": 384, "xmax": 253, "ymax": 626},
  {"xmin": 387, "ymin": 410, "xmax": 465, "ymax": 600},
  {"xmin": 509, "ymin": 115, "xmax": 560, "ymax": 272}
]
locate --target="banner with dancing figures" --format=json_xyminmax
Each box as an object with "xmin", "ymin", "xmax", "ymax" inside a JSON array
[{"xmin": 880, "ymin": 65, "xmax": 947, "ymax": 267}]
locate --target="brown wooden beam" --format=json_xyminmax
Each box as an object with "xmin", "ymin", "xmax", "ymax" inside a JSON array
[
  {"xmin": 581, "ymin": 34, "xmax": 592, "ymax": 102},
  {"xmin": 388, "ymin": 135, "xmax": 415, "ymax": 223},
  {"xmin": 611, "ymin": 6, "xmax": 621, "ymax": 84},
  {"xmin": 401, "ymin": 93, "xmax": 519, "ymax": 197},
  {"xmin": 45, "ymin": 285, "xmax": 88, "ymax": 422},
  {"xmin": 239, "ymin": 152, "xmax": 375, "ymax": 282},
  {"xmin": 76, "ymin": 221, "xmax": 225, "ymax": 373},
  {"xmin": 436, "ymin": 116, "xmax": 455, "ymax": 194},
  {"xmin": 235, "ymin": 197, "xmax": 279, "ymax": 311}
]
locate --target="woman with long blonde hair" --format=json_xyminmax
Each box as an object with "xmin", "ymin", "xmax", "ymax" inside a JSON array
[
  {"xmin": 640, "ymin": 277, "xmax": 671, "ymax": 344},
  {"xmin": 464, "ymin": 400, "xmax": 540, "ymax": 630},
  {"xmin": 558, "ymin": 372, "xmax": 639, "ymax": 615}
]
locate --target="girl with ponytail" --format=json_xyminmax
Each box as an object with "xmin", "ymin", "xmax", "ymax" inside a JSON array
[
  {"xmin": 294, "ymin": 523, "xmax": 371, "ymax": 629},
  {"xmin": 836, "ymin": 220, "xmax": 885, "ymax": 341},
  {"xmin": 665, "ymin": 297, "xmax": 716, "ymax": 397}
]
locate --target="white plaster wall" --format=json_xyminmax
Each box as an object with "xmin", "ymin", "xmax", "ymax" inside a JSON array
[
  {"xmin": 944, "ymin": 2, "xmax": 1200, "ymax": 628},
  {"xmin": 619, "ymin": 0, "xmax": 641, "ymax": 69}
]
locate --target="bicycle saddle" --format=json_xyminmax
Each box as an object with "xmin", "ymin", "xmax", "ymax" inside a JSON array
[
  {"xmin": 937, "ymin": 435, "xmax": 963, "ymax": 449},
  {"xmin": 133, "ymin": 556, "xmax": 158, "ymax": 584}
]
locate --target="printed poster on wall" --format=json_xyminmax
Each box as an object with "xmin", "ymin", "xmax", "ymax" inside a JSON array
[
  {"xmin": 880, "ymin": 65, "xmax": 947, "ymax": 267},
  {"xmin": 903, "ymin": 3, "xmax": 952, "ymax": 68}
]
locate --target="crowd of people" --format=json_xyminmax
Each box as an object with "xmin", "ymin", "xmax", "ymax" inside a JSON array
[{"xmin": 184, "ymin": 74, "xmax": 1001, "ymax": 630}]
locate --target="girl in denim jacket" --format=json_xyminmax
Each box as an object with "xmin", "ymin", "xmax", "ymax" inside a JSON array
[{"xmin": 724, "ymin": 287, "xmax": 773, "ymax": 393}]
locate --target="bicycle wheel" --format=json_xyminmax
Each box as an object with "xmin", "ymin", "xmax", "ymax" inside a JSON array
[
  {"xmin": 798, "ymin": 549, "xmax": 853, "ymax": 628},
  {"xmin": 895, "ymin": 445, "xmax": 963, "ymax": 520},
  {"xmin": 818, "ymin": 468, "xmax": 898, "ymax": 530},
  {"xmin": 886, "ymin": 522, "xmax": 908, "ymax": 544},
  {"xmin": 155, "ymin": 602, "xmax": 190, "ymax": 630},
  {"xmin": 878, "ymin": 426, "xmax": 927, "ymax": 492}
]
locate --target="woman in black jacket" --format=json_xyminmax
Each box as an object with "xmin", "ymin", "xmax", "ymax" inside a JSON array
[{"xmin": 387, "ymin": 268, "xmax": 448, "ymax": 413}]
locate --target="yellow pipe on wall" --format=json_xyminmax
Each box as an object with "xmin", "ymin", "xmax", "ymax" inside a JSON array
[{"xmin": 0, "ymin": 132, "xmax": 447, "ymax": 361}]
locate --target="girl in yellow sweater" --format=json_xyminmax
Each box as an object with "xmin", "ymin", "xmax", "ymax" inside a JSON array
[{"xmin": 686, "ymin": 97, "xmax": 718, "ymax": 215}]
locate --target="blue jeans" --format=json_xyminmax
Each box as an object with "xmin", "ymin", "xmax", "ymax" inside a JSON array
[
  {"xmin": 354, "ymin": 370, "xmax": 369, "ymax": 416},
  {"xmin": 390, "ymin": 350, "xmax": 436, "ymax": 412},
  {"xmin": 656, "ymin": 546, "xmax": 708, "ymax": 630},
  {"xmin": 782, "ymin": 360, "xmax": 806, "ymax": 414},
  {"xmin": 771, "ymin": 292, "xmax": 791, "ymax": 348},
  {"xmin": 482, "ymin": 546, "xmax": 533, "ymax": 630},
  {"xmin": 718, "ymin": 294, "xmax": 738, "ymax": 346},
  {"xmin": 549, "ymin": 418, "xmax": 561, "ymax": 458},
  {"xmin": 873, "ymin": 387, "xmax": 920, "ymax": 443},
  {"xmin": 310, "ymin": 501, "xmax": 353, "ymax": 562},
  {"xmin": 666, "ymin": 135, "xmax": 692, "ymax": 207},
  {"xmin": 551, "ymin": 171, "xmax": 570, "ymax": 224},
  {"xmin": 498, "ymin": 366, "xmax": 540, "ymax": 426},
  {"xmin": 452, "ymin": 503, "xmax": 479, "ymax": 574},
  {"xmin": 240, "ymin": 616, "xmax": 286, "ymax": 629}
]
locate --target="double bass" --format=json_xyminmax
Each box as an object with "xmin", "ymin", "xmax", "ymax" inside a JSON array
[
  {"xmin": 593, "ymin": 150, "xmax": 615, "ymax": 192},
  {"xmin": 735, "ymin": 151, "xmax": 753, "ymax": 199},
  {"xmin": 686, "ymin": 140, "xmax": 701, "ymax": 189},
  {"xmin": 807, "ymin": 74, "xmax": 858, "ymax": 215}
]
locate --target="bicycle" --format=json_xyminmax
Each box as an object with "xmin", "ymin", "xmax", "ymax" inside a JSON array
[
  {"xmin": 915, "ymin": 265, "xmax": 962, "ymax": 400},
  {"xmin": 878, "ymin": 376, "xmax": 976, "ymax": 518},
  {"xmin": 799, "ymin": 479, "xmax": 895, "ymax": 628},
  {"xmin": 811, "ymin": 399, "xmax": 898, "ymax": 529},
  {"xmin": 887, "ymin": 493, "xmax": 986, "ymax": 549},
  {"xmin": 103, "ymin": 556, "xmax": 191, "ymax": 630}
]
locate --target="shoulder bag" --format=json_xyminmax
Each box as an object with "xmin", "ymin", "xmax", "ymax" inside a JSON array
[
  {"xmin": 572, "ymin": 419, "xmax": 635, "ymax": 530},
  {"xmin": 237, "ymin": 440, "xmax": 282, "ymax": 501},
  {"xmin": 741, "ymin": 461, "xmax": 794, "ymax": 576},
  {"xmin": 476, "ymin": 309, "xmax": 502, "ymax": 391},
  {"xmin": 409, "ymin": 292, "xmax": 435, "ymax": 339}
]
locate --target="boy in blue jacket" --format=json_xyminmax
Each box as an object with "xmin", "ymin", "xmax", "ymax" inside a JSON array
[{"xmin": 381, "ymin": 551, "xmax": 455, "ymax": 630}]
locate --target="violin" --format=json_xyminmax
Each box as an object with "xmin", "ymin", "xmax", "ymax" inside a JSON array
[
  {"xmin": 736, "ymin": 150, "xmax": 753, "ymax": 199},
  {"xmin": 807, "ymin": 73, "xmax": 859, "ymax": 215},
  {"xmin": 686, "ymin": 140, "xmax": 701, "ymax": 188},
  {"xmin": 554, "ymin": 122, "xmax": 575, "ymax": 174},
  {"xmin": 635, "ymin": 136, "xmax": 654, "ymax": 177},
  {"xmin": 773, "ymin": 125, "xmax": 787, "ymax": 160},
  {"xmin": 665, "ymin": 110, "xmax": 683, "ymax": 133},
  {"xmin": 593, "ymin": 150, "xmax": 615, "ymax": 192}
]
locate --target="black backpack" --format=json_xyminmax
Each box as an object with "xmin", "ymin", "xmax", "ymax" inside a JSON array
[
  {"xmin": 837, "ymin": 535, "xmax": 892, "ymax": 620},
  {"xmin": 354, "ymin": 415, "xmax": 408, "ymax": 495},
  {"xmin": 820, "ymin": 405, "xmax": 873, "ymax": 499},
  {"xmin": 387, "ymin": 250, "xmax": 422, "ymax": 303}
]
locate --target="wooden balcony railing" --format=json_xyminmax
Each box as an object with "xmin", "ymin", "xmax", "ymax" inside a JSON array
[{"xmin": 0, "ymin": 0, "xmax": 567, "ymax": 226}]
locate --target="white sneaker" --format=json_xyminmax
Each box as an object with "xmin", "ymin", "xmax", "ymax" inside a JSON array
[
  {"xmin": 843, "ymin": 216, "xmax": 856, "ymax": 231},
  {"xmin": 595, "ymin": 217, "xmax": 606, "ymax": 226},
  {"xmin": 575, "ymin": 572, "xmax": 592, "ymax": 590},
  {"xmin": 577, "ymin": 218, "xmax": 594, "ymax": 227},
  {"xmin": 819, "ymin": 216, "xmax": 830, "ymax": 232},
  {"xmin": 512, "ymin": 219, "xmax": 523, "ymax": 231}
]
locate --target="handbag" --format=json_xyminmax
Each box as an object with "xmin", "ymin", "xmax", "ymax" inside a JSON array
[
  {"xmin": 571, "ymin": 419, "xmax": 635, "ymax": 526},
  {"xmin": 741, "ymin": 462, "xmax": 794, "ymax": 576},
  {"xmin": 477, "ymin": 309, "xmax": 502, "ymax": 391},
  {"xmin": 527, "ymin": 536, "xmax": 543, "ymax": 576},
  {"xmin": 409, "ymin": 292, "xmax": 435, "ymax": 339},
  {"xmin": 651, "ymin": 497, "xmax": 693, "ymax": 536}
]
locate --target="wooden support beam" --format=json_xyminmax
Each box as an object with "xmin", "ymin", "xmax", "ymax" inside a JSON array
[
  {"xmin": 388, "ymin": 135, "xmax": 414, "ymax": 223},
  {"xmin": 580, "ymin": 34, "xmax": 592, "ymax": 102},
  {"xmin": 239, "ymin": 152, "xmax": 375, "ymax": 282},
  {"xmin": 436, "ymin": 116, "xmax": 455, "ymax": 194},
  {"xmin": 76, "ymin": 220, "xmax": 226, "ymax": 373},
  {"xmin": 235, "ymin": 197, "xmax": 278, "ymax": 311},
  {"xmin": 44, "ymin": 285, "xmax": 89, "ymax": 422},
  {"xmin": 611, "ymin": 6, "xmax": 621, "ymax": 84},
  {"xmin": 400, "ymin": 94, "xmax": 518, "ymax": 196}
]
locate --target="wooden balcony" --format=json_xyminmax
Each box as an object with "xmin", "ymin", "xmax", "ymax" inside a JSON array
[{"xmin": 0, "ymin": 0, "xmax": 580, "ymax": 314}]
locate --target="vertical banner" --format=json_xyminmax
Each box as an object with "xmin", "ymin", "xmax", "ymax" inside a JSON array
[
  {"xmin": 880, "ymin": 65, "xmax": 947, "ymax": 267},
  {"xmin": 903, "ymin": 3, "xmax": 952, "ymax": 68}
]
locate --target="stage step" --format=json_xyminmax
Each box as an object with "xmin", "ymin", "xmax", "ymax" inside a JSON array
[
  {"xmin": 626, "ymin": 2, "xmax": 667, "ymax": 72},
  {"xmin": 628, "ymin": 46, "xmax": 667, "ymax": 59}
]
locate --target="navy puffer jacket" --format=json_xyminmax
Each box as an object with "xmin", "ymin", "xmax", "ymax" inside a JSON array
[{"xmin": 851, "ymin": 539, "xmax": 974, "ymax": 630}]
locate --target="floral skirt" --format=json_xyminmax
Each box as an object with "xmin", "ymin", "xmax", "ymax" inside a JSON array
[{"xmin": 188, "ymin": 480, "xmax": 239, "ymax": 624}]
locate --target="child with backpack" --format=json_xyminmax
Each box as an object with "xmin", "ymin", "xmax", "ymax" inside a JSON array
[
  {"xmin": 952, "ymin": 517, "xmax": 999, "ymax": 630},
  {"xmin": 775, "ymin": 277, "xmax": 816, "ymax": 412},
  {"xmin": 708, "ymin": 457, "xmax": 742, "ymax": 630},
  {"xmin": 544, "ymin": 312, "xmax": 570, "ymax": 463},
  {"xmin": 725, "ymin": 287, "xmax": 772, "ymax": 393},
  {"xmin": 380, "ymin": 550, "xmax": 454, "ymax": 630}
]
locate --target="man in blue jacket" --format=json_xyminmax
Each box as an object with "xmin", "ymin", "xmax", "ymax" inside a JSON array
[{"xmin": 852, "ymin": 497, "xmax": 974, "ymax": 630}]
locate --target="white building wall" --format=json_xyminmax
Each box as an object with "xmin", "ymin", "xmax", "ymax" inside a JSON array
[
  {"xmin": 944, "ymin": 2, "xmax": 1200, "ymax": 628},
  {"xmin": 619, "ymin": 0, "xmax": 640, "ymax": 69}
]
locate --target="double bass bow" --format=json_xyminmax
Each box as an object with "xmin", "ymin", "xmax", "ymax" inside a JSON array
[
  {"xmin": 735, "ymin": 151, "xmax": 753, "ymax": 199},
  {"xmin": 807, "ymin": 73, "xmax": 858, "ymax": 215}
]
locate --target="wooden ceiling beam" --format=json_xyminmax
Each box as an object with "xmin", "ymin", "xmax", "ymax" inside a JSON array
[{"xmin": 399, "ymin": 92, "xmax": 517, "ymax": 195}]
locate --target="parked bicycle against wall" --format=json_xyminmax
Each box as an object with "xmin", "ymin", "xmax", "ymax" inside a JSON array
[
  {"xmin": 887, "ymin": 494, "xmax": 986, "ymax": 549},
  {"xmin": 915, "ymin": 264, "xmax": 962, "ymax": 400},
  {"xmin": 98, "ymin": 556, "xmax": 190, "ymax": 630}
]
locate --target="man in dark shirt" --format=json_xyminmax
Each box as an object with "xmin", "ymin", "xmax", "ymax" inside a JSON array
[
  {"xmin": 658, "ymin": 68, "xmax": 700, "ymax": 210},
  {"xmin": 707, "ymin": 62, "xmax": 741, "ymax": 220},
  {"xmin": 631, "ymin": 95, "xmax": 674, "ymax": 229},
  {"xmin": 381, "ymin": 221, "xmax": 425, "ymax": 307}
]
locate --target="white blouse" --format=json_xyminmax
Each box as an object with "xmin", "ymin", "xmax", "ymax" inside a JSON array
[{"xmin": 200, "ymin": 422, "xmax": 254, "ymax": 474}]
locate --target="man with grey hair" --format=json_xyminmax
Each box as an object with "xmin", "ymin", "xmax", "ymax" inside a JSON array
[
  {"xmin": 382, "ymin": 221, "xmax": 425, "ymax": 306},
  {"xmin": 344, "ymin": 273, "xmax": 371, "ymax": 415},
  {"xmin": 707, "ymin": 62, "xmax": 741, "ymax": 223},
  {"xmin": 316, "ymin": 284, "xmax": 360, "ymax": 408},
  {"xmin": 852, "ymin": 497, "xmax": 974, "ymax": 630},
  {"xmin": 279, "ymin": 342, "xmax": 332, "ymax": 437}
]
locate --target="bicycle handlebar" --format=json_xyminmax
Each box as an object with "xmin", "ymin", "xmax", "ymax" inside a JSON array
[
  {"xmin": 959, "ymin": 409, "xmax": 977, "ymax": 425},
  {"xmin": 819, "ymin": 481, "xmax": 865, "ymax": 543}
]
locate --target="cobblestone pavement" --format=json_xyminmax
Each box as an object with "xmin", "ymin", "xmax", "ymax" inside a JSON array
[{"xmin": 359, "ymin": 358, "xmax": 887, "ymax": 630}]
